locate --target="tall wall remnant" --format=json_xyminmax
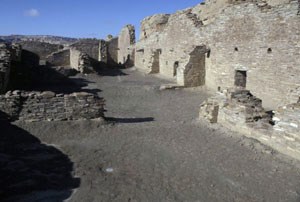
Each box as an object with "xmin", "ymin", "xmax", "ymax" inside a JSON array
[
  {"xmin": 118, "ymin": 24, "xmax": 136, "ymax": 67},
  {"xmin": 70, "ymin": 39, "xmax": 100, "ymax": 61},
  {"xmin": 134, "ymin": 0, "xmax": 300, "ymax": 109},
  {"xmin": 0, "ymin": 44, "xmax": 11, "ymax": 93},
  {"xmin": 70, "ymin": 48, "xmax": 92, "ymax": 73}
]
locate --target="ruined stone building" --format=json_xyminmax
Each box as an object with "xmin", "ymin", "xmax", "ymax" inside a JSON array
[
  {"xmin": 133, "ymin": 0, "xmax": 299, "ymax": 109},
  {"xmin": 0, "ymin": 0, "xmax": 299, "ymax": 159}
]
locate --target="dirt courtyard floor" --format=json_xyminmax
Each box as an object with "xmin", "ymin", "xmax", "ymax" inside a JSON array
[{"xmin": 1, "ymin": 67, "xmax": 300, "ymax": 202}]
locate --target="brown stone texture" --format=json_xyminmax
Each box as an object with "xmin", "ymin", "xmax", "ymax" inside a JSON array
[
  {"xmin": 0, "ymin": 91, "xmax": 105, "ymax": 122},
  {"xmin": 0, "ymin": 43, "xmax": 11, "ymax": 93},
  {"xmin": 71, "ymin": 39, "xmax": 100, "ymax": 61},
  {"xmin": 135, "ymin": 0, "xmax": 300, "ymax": 109},
  {"xmin": 19, "ymin": 41, "xmax": 62, "ymax": 60},
  {"xmin": 118, "ymin": 25, "xmax": 135, "ymax": 66},
  {"xmin": 46, "ymin": 49, "xmax": 71, "ymax": 67}
]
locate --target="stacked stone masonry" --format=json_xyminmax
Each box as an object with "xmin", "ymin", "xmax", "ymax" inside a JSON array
[
  {"xmin": 0, "ymin": 90, "xmax": 105, "ymax": 122},
  {"xmin": 118, "ymin": 25, "xmax": 136, "ymax": 67},
  {"xmin": 0, "ymin": 44, "xmax": 11, "ymax": 93},
  {"xmin": 135, "ymin": 0, "xmax": 300, "ymax": 109}
]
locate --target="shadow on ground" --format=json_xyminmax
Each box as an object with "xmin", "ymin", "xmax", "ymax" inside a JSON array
[
  {"xmin": 0, "ymin": 111, "xmax": 80, "ymax": 202},
  {"xmin": 105, "ymin": 117, "xmax": 154, "ymax": 123},
  {"xmin": 90, "ymin": 59, "xmax": 128, "ymax": 77}
]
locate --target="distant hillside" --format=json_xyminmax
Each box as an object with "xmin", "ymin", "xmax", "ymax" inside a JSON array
[{"xmin": 0, "ymin": 35, "xmax": 79, "ymax": 45}]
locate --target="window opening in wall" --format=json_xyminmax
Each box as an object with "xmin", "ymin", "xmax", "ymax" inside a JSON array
[
  {"xmin": 234, "ymin": 70, "xmax": 247, "ymax": 88},
  {"xmin": 267, "ymin": 48, "xmax": 272, "ymax": 53},
  {"xmin": 234, "ymin": 47, "xmax": 238, "ymax": 52},
  {"xmin": 173, "ymin": 61, "xmax": 179, "ymax": 77},
  {"xmin": 166, "ymin": 61, "xmax": 168, "ymax": 65},
  {"xmin": 207, "ymin": 49, "xmax": 211, "ymax": 58}
]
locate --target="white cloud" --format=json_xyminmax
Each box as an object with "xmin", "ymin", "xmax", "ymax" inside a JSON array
[{"xmin": 24, "ymin": 9, "xmax": 40, "ymax": 17}]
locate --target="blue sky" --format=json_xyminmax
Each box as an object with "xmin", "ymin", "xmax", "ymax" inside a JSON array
[{"xmin": 0, "ymin": 0, "xmax": 201, "ymax": 39}]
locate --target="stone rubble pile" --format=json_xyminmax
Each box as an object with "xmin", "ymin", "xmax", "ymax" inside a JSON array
[{"xmin": 199, "ymin": 88, "xmax": 270, "ymax": 125}]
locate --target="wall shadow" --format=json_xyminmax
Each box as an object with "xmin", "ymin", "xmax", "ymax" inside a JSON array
[
  {"xmin": 90, "ymin": 58, "xmax": 128, "ymax": 77},
  {"xmin": 105, "ymin": 117, "xmax": 154, "ymax": 123},
  {"xmin": 0, "ymin": 111, "xmax": 80, "ymax": 202},
  {"xmin": 9, "ymin": 50, "xmax": 102, "ymax": 94}
]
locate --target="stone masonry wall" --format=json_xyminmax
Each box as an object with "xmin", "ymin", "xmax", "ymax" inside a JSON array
[
  {"xmin": 19, "ymin": 41, "xmax": 62, "ymax": 60},
  {"xmin": 135, "ymin": 0, "xmax": 300, "ymax": 109},
  {"xmin": 71, "ymin": 39, "xmax": 100, "ymax": 61},
  {"xmin": 99, "ymin": 40, "xmax": 108, "ymax": 63},
  {"xmin": 107, "ymin": 37, "xmax": 119, "ymax": 65},
  {"xmin": 0, "ymin": 90, "xmax": 105, "ymax": 121},
  {"xmin": 46, "ymin": 49, "xmax": 70, "ymax": 67},
  {"xmin": 199, "ymin": 88, "xmax": 300, "ymax": 160},
  {"xmin": 70, "ymin": 48, "xmax": 92, "ymax": 73},
  {"xmin": 0, "ymin": 44, "xmax": 11, "ymax": 94},
  {"xmin": 118, "ymin": 25, "xmax": 136, "ymax": 66}
]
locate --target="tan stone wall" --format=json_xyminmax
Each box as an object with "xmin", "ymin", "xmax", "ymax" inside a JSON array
[
  {"xmin": 135, "ymin": 0, "xmax": 300, "ymax": 108},
  {"xmin": 118, "ymin": 25, "xmax": 135, "ymax": 66},
  {"xmin": 107, "ymin": 37, "xmax": 119, "ymax": 65},
  {"xmin": 0, "ymin": 91, "xmax": 105, "ymax": 122},
  {"xmin": 70, "ymin": 39, "xmax": 100, "ymax": 61},
  {"xmin": 70, "ymin": 48, "xmax": 81, "ymax": 71}
]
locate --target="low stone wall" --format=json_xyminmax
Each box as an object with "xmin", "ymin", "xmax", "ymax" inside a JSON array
[
  {"xmin": 199, "ymin": 88, "xmax": 300, "ymax": 160},
  {"xmin": 273, "ymin": 101, "xmax": 300, "ymax": 140},
  {"xmin": 0, "ymin": 90, "xmax": 105, "ymax": 122}
]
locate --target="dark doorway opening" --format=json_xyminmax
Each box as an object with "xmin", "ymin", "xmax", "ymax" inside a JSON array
[
  {"xmin": 173, "ymin": 61, "xmax": 179, "ymax": 77},
  {"xmin": 234, "ymin": 70, "xmax": 247, "ymax": 88}
]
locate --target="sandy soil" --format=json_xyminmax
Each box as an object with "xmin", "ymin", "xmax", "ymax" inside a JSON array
[{"xmin": 2, "ymin": 67, "xmax": 300, "ymax": 202}]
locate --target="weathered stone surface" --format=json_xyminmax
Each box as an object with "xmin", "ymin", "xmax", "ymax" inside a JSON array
[
  {"xmin": 46, "ymin": 49, "xmax": 70, "ymax": 67},
  {"xmin": 118, "ymin": 25, "xmax": 135, "ymax": 67},
  {"xmin": 273, "ymin": 102, "xmax": 300, "ymax": 138},
  {"xmin": 0, "ymin": 91, "xmax": 105, "ymax": 121},
  {"xmin": 70, "ymin": 48, "xmax": 93, "ymax": 73},
  {"xmin": 19, "ymin": 41, "xmax": 62, "ymax": 60},
  {"xmin": 0, "ymin": 43, "xmax": 11, "ymax": 93},
  {"xmin": 135, "ymin": 0, "xmax": 300, "ymax": 109},
  {"xmin": 70, "ymin": 39, "xmax": 100, "ymax": 61}
]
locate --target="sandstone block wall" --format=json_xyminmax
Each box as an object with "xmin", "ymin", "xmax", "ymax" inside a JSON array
[
  {"xmin": 70, "ymin": 48, "xmax": 92, "ymax": 73},
  {"xmin": 199, "ymin": 88, "xmax": 300, "ymax": 160},
  {"xmin": 118, "ymin": 25, "xmax": 135, "ymax": 66},
  {"xmin": 71, "ymin": 39, "xmax": 100, "ymax": 61},
  {"xmin": 99, "ymin": 40, "xmax": 108, "ymax": 63},
  {"xmin": 0, "ymin": 44, "xmax": 11, "ymax": 94},
  {"xmin": 0, "ymin": 91, "xmax": 105, "ymax": 122},
  {"xmin": 140, "ymin": 14, "xmax": 170, "ymax": 40},
  {"xmin": 273, "ymin": 101, "xmax": 300, "ymax": 139},
  {"xmin": 46, "ymin": 49, "xmax": 70, "ymax": 67},
  {"xmin": 135, "ymin": 0, "xmax": 300, "ymax": 109},
  {"xmin": 107, "ymin": 37, "xmax": 119, "ymax": 65},
  {"xmin": 19, "ymin": 41, "xmax": 62, "ymax": 60}
]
